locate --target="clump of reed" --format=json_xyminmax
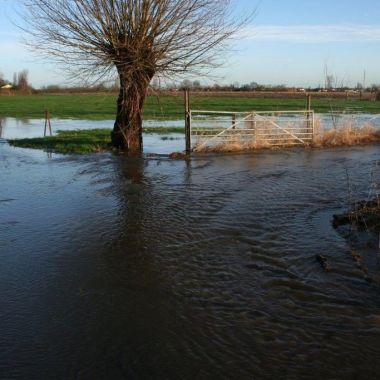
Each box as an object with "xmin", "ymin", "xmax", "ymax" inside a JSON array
[
  {"xmin": 312, "ymin": 121, "xmax": 380, "ymax": 148},
  {"xmin": 333, "ymin": 196, "xmax": 380, "ymax": 232},
  {"xmin": 196, "ymin": 136, "xmax": 271, "ymax": 153}
]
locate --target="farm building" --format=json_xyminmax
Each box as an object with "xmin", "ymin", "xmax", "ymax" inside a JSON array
[{"xmin": 0, "ymin": 84, "xmax": 13, "ymax": 95}]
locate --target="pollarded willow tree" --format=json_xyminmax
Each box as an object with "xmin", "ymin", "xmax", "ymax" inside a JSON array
[{"xmin": 23, "ymin": 0, "xmax": 251, "ymax": 152}]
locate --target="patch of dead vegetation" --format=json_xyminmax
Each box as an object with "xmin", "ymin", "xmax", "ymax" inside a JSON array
[
  {"xmin": 312, "ymin": 122, "xmax": 380, "ymax": 148},
  {"xmin": 333, "ymin": 196, "xmax": 380, "ymax": 232}
]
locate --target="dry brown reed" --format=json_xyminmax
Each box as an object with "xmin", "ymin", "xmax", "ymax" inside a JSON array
[
  {"xmin": 195, "ymin": 136, "xmax": 272, "ymax": 153},
  {"xmin": 312, "ymin": 123, "xmax": 380, "ymax": 148},
  {"xmin": 312, "ymin": 121, "xmax": 380, "ymax": 148}
]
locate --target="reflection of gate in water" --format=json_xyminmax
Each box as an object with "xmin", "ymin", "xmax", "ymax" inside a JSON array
[{"xmin": 190, "ymin": 110, "xmax": 315, "ymax": 151}]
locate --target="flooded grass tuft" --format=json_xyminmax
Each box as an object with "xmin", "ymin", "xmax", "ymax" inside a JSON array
[
  {"xmin": 333, "ymin": 195, "xmax": 380, "ymax": 232},
  {"xmin": 9, "ymin": 129, "xmax": 110, "ymax": 154}
]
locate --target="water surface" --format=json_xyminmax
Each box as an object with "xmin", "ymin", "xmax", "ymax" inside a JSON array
[{"xmin": 1, "ymin": 143, "xmax": 380, "ymax": 379}]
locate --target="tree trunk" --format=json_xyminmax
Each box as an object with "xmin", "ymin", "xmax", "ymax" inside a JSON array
[{"xmin": 111, "ymin": 70, "xmax": 153, "ymax": 152}]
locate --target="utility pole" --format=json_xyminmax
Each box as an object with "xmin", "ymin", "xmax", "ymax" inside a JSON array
[{"xmin": 363, "ymin": 70, "xmax": 366, "ymax": 90}]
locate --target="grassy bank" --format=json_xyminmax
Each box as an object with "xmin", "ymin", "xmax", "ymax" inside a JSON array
[{"xmin": 1, "ymin": 93, "xmax": 379, "ymax": 120}]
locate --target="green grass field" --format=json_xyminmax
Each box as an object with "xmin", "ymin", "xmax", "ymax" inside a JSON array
[{"xmin": 1, "ymin": 93, "xmax": 379, "ymax": 120}]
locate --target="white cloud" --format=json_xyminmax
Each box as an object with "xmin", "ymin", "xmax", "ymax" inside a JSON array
[{"xmin": 242, "ymin": 25, "xmax": 380, "ymax": 43}]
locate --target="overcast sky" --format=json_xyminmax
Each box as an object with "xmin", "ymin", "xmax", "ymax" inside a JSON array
[{"xmin": 0, "ymin": 0, "xmax": 379, "ymax": 88}]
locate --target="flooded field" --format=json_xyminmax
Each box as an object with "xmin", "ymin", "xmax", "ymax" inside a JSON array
[
  {"xmin": 1, "ymin": 113, "xmax": 380, "ymax": 149},
  {"xmin": 1, "ymin": 140, "xmax": 380, "ymax": 379}
]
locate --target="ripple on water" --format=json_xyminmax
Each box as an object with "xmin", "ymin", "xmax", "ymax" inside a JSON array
[{"xmin": 1, "ymin": 143, "xmax": 380, "ymax": 378}]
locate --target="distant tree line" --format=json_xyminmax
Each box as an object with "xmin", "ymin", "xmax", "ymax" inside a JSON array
[
  {"xmin": 170, "ymin": 79, "xmax": 380, "ymax": 93},
  {"xmin": 1, "ymin": 69, "xmax": 380, "ymax": 96},
  {"xmin": 39, "ymin": 81, "xmax": 119, "ymax": 94}
]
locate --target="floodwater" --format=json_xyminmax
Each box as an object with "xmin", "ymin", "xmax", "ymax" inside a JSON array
[{"xmin": 1, "ymin": 140, "xmax": 380, "ymax": 379}]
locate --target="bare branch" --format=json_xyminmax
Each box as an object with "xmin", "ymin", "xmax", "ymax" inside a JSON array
[
  {"xmin": 20, "ymin": 0, "xmax": 254, "ymax": 151},
  {"xmin": 22, "ymin": 0, "xmax": 253, "ymax": 81}
]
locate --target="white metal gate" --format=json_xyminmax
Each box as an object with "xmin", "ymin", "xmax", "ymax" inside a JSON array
[{"xmin": 190, "ymin": 110, "xmax": 314, "ymax": 151}]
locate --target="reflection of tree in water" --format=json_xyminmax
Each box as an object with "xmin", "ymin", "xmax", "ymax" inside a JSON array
[
  {"xmin": 102, "ymin": 156, "xmax": 157, "ymax": 285},
  {"xmin": 116, "ymin": 156, "xmax": 148, "ymax": 250},
  {"xmin": 102, "ymin": 155, "xmax": 194, "ymax": 284},
  {"xmin": 110, "ymin": 155, "xmax": 193, "ymax": 252}
]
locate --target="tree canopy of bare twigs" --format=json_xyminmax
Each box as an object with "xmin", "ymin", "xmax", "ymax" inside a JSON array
[{"xmin": 22, "ymin": 0, "xmax": 252, "ymax": 151}]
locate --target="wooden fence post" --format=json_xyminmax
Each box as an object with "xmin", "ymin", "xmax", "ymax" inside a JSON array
[
  {"xmin": 306, "ymin": 94, "xmax": 312, "ymax": 136},
  {"xmin": 252, "ymin": 113, "xmax": 257, "ymax": 142},
  {"xmin": 184, "ymin": 90, "xmax": 191, "ymax": 154},
  {"xmin": 44, "ymin": 109, "xmax": 52, "ymax": 137}
]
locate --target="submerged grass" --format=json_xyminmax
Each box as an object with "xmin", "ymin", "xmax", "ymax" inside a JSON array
[
  {"xmin": 144, "ymin": 126, "xmax": 184, "ymax": 134},
  {"xmin": 9, "ymin": 129, "xmax": 111, "ymax": 154},
  {"xmin": 333, "ymin": 196, "xmax": 380, "ymax": 233}
]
